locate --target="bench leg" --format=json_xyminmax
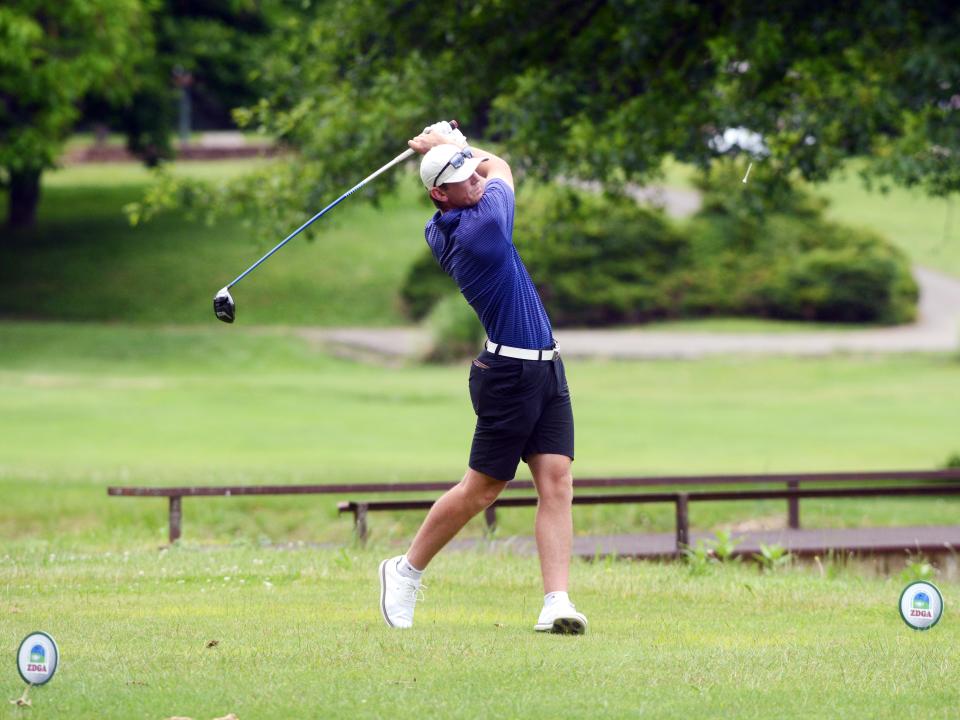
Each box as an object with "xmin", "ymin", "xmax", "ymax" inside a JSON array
[
  {"xmin": 787, "ymin": 480, "xmax": 800, "ymax": 529},
  {"xmin": 355, "ymin": 503, "xmax": 368, "ymax": 544},
  {"xmin": 169, "ymin": 496, "xmax": 182, "ymax": 544},
  {"xmin": 484, "ymin": 505, "xmax": 497, "ymax": 534},
  {"xmin": 675, "ymin": 494, "xmax": 689, "ymax": 555}
]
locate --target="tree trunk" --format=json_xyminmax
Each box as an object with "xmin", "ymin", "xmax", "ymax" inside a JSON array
[{"xmin": 7, "ymin": 168, "xmax": 42, "ymax": 230}]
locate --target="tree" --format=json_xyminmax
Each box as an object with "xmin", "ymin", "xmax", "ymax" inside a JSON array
[
  {"xmin": 208, "ymin": 0, "xmax": 960, "ymax": 218},
  {"xmin": 0, "ymin": 1, "xmax": 149, "ymax": 230},
  {"xmin": 82, "ymin": 0, "xmax": 276, "ymax": 167}
]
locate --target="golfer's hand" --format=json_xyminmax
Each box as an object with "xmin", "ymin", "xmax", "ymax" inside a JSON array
[
  {"xmin": 424, "ymin": 120, "xmax": 466, "ymax": 142},
  {"xmin": 408, "ymin": 121, "xmax": 467, "ymax": 154}
]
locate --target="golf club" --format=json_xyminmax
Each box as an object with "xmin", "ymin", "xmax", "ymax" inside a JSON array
[{"xmin": 214, "ymin": 120, "xmax": 459, "ymax": 323}]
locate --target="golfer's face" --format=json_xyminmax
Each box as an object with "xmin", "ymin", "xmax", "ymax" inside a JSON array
[{"xmin": 443, "ymin": 172, "xmax": 485, "ymax": 208}]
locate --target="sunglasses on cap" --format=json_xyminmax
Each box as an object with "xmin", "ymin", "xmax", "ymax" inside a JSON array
[{"xmin": 431, "ymin": 148, "xmax": 474, "ymax": 187}]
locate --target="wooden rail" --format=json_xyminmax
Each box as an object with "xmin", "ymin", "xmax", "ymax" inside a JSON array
[
  {"xmin": 338, "ymin": 484, "xmax": 960, "ymax": 550},
  {"xmin": 107, "ymin": 469, "xmax": 960, "ymax": 545}
]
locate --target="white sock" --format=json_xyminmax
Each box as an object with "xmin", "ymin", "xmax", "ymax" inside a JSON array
[
  {"xmin": 396, "ymin": 555, "xmax": 423, "ymax": 580},
  {"xmin": 544, "ymin": 591, "xmax": 569, "ymax": 606}
]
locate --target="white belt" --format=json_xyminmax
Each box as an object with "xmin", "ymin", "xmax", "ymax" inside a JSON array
[{"xmin": 485, "ymin": 339, "xmax": 559, "ymax": 361}]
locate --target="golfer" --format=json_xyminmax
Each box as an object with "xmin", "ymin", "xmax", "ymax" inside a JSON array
[{"xmin": 379, "ymin": 122, "xmax": 587, "ymax": 634}]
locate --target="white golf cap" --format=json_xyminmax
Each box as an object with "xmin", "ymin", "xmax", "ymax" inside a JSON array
[{"xmin": 420, "ymin": 144, "xmax": 485, "ymax": 189}]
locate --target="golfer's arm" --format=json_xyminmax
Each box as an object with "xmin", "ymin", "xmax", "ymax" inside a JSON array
[{"xmin": 470, "ymin": 146, "xmax": 514, "ymax": 191}]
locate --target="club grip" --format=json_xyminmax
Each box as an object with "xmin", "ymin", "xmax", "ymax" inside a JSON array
[{"xmin": 450, "ymin": 120, "xmax": 459, "ymax": 129}]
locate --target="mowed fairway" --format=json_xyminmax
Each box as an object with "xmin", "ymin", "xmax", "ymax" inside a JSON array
[
  {"xmin": 2, "ymin": 547, "xmax": 957, "ymax": 719},
  {"xmin": 3, "ymin": 160, "xmax": 960, "ymax": 719},
  {"xmin": 1, "ymin": 321, "xmax": 959, "ymax": 546}
]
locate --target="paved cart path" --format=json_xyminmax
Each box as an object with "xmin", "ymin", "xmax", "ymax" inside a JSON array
[{"xmin": 298, "ymin": 266, "xmax": 960, "ymax": 360}]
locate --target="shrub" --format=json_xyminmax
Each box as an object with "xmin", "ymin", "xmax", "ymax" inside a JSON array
[
  {"xmin": 421, "ymin": 292, "xmax": 484, "ymax": 363},
  {"xmin": 513, "ymin": 183, "xmax": 690, "ymax": 324},
  {"xmin": 760, "ymin": 238, "xmax": 917, "ymax": 323},
  {"xmin": 682, "ymin": 211, "xmax": 918, "ymax": 323},
  {"xmin": 674, "ymin": 164, "xmax": 917, "ymax": 323},
  {"xmin": 399, "ymin": 168, "xmax": 918, "ymax": 327},
  {"xmin": 688, "ymin": 162, "xmax": 918, "ymax": 323},
  {"xmin": 401, "ymin": 183, "xmax": 690, "ymax": 324},
  {"xmin": 401, "ymin": 249, "xmax": 458, "ymax": 321}
]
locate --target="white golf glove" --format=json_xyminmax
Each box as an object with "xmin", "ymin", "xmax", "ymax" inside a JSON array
[{"xmin": 423, "ymin": 120, "xmax": 468, "ymax": 148}]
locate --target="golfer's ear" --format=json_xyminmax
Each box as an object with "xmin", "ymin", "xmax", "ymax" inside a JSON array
[{"xmin": 429, "ymin": 186, "xmax": 447, "ymax": 204}]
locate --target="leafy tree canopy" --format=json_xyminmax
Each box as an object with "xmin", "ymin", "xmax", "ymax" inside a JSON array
[
  {"xmin": 1, "ymin": 0, "xmax": 279, "ymax": 231},
  {"xmin": 82, "ymin": 0, "xmax": 277, "ymax": 166},
  {"xmin": 128, "ymin": 0, "xmax": 960, "ymax": 232},
  {"xmin": 0, "ymin": 0, "xmax": 148, "ymax": 227}
]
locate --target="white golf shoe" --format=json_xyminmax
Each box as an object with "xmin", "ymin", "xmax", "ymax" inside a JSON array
[
  {"xmin": 379, "ymin": 556, "xmax": 424, "ymax": 628},
  {"xmin": 534, "ymin": 599, "xmax": 588, "ymax": 635}
]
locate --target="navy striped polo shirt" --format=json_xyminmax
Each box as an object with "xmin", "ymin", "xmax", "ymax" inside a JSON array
[{"xmin": 424, "ymin": 179, "xmax": 553, "ymax": 349}]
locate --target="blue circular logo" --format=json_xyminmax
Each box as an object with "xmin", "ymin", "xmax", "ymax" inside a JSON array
[
  {"xmin": 899, "ymin": 582, "xmax": 944, "ymax": 631},
  {"xmin": 16, "ymin": 632, "xmax": 59, "ymax": 685}
]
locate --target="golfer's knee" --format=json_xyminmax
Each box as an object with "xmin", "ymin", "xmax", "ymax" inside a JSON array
[
  {"xmin": 473, "ymin": 483, "xmax": 504, "ymax": 511},
  {"xmin": 539, "ymin": 471, "xmax": 573, "ymax": 506},
  {"xmin": 460, "ymin": 470, "xmax": 506, "ymax": 512}
]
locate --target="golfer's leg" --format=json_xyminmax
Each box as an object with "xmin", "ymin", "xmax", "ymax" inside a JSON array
[
  {"xmin": 405, "ymin": 468, "xmax": 506, "ymax": 570},
  {"xmin": 528, "ymin": 453, "xmax": 574, "ymax": 594}
]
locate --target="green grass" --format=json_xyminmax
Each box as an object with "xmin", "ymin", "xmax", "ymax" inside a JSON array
[
  {"xmin": 0, "ymin": 160, "xmax": 432, "ymax": 325},
  {"xmin": 4, "ymin": 140, "xmax": 958, "ymax": 720},
  {"xmin": 62, "ymin": 130, "xmax": 272, "ymax": 151},
  {"xmin": 2, "ymin": 547, "xmax": 957, "ymax": 720},
  {"xmin": 666, "ymin": 158, "xmax": 960, "ymax": 277},
  {"xmin": 44, "ymin": 159, "xmax": 269, "ymax": 186},
  {"xmin": 820, "ymin": 168, "xmax": 960, "ymax": 276},
  {"xmin": 1, "ymin": 321, "xmax": 958, "ymax": 548},
  {"xmin": 663, "ymin": 157, "xmax": 960, "ymax": 277}
]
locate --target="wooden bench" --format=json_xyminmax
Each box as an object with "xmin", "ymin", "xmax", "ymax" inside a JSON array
[
  {"xmin": 108, "ymin": 482, "xmax": 456, "ymax": 544},
  {"xmin": 108, "ymin": 469, "xmax": 960, "ymax": 547},
  {"xmin": 338, "ymin": 483, "xmax": 960, "ymax": 551}
]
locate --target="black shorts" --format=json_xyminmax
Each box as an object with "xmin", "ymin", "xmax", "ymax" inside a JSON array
[{"xmin": 467, "ymin": 349, "xmax": 575, "ymax": 481}]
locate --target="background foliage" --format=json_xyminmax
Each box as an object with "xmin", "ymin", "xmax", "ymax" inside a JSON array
[
  {"xmin": 2, "ymin": 1, "xmax": 953, "ymax": 328},
  {"xmin": 0, "ymin": 0, "xmax": 147, "ymax": 227},
  {"xmin": 111, "ymin": 1, "xmax": 960, "ymax": 242},
  {"xmin": 0, "ymin": 0, "xmax": 278, "ymax": 230},
  {"xmin": 93, "ymin": 0, "xmax": 276, "ymax": 166},
  {"xmin": 225, "ymin": 1, "xmax": 960, "ymax": 212},
  {"xmin": 402, "ymin": 169, "xmax": 918, "ymax": 326}
]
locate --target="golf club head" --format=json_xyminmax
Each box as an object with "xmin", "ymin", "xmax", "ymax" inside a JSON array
[{"xmin": 214, "ymin": 287, "xmax": 235, "ymax": 323}]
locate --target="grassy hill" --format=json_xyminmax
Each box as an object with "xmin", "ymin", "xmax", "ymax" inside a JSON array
[
  {"xmin": 818, "ymin": 168, "xmax": 960, "ymax": 276},
  {"xmin": 0, "ymin": 156, "xmax": 957, "ymax": 326},
  {"xmin": 0, "ymin": 160, "xmax": 431, "ymax": 325}
]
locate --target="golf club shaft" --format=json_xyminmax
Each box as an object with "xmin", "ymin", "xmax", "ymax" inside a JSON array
[{"xmin": 226, "ymin": 147, "xmax": 416, "ymax": 290}]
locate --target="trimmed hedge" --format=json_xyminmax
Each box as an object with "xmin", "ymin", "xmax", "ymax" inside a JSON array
[
  {"xmin": 401, "ymin": 184, "xmax": 690, "ymax": 324},
  {"xmin": 421, "ymin": 292, "xmax": 485, "ymax": 363},
  {"xmin": 402, "ymin": 249, "xmax": 458, "ymax": 321},
  {"xmin": 510, "ymin": 184, "xmax": 690, "ymax": 325},
  {"xmin": 400, "ymin": 171, "xmax": 918, "ymax": 326},
  {"xmin": 678, "ymin": 211, "xmax": 918, "ymax": 323}
]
